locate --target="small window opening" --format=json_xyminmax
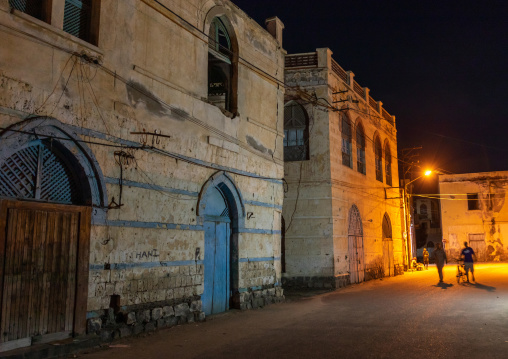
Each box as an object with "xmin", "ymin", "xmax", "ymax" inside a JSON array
[
  {"xmin": 467, "ymin": 193, "xmax": 479, "ymax": 210},
  {"xmin": 283, "ymin": 101, "xmax": 309, "ymax": 161}
]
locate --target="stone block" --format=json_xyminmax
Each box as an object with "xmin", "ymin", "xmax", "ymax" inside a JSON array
[
  {"xmin": 100, "ymin": 329, "xmax": 113, "ymax": 341},
  {"xmin": 178, "ymin": 315, "xmax": 187, "ymax": 325},
  {"xmin": 87, "ymin": 318, "xmax": 102, "ymax": 334},
  {"xmin": 190, "ymin": 300, "xmax": 202, "ymax": 312},
  {"xmin": 165, "ymin": 316, "xmax": 178, "ymax": 327},
  {"xmin": 195, "ymin": 311, "xmax": 206, "ymax": 322},
  {"xmin": 253, "ymin": 291, "xmax": 263, "ymax": 298},
  {"xmin": 116, "ymin": 326, "xmax": 132, "ymax": 338},
  {"xmin": 156, "ymin": 319, "xmax": 165, "ymax": 328},
  {"xmin": 174, "ymin": 303, "xmax": 190, "ymax": 316},
  {"xmin": 252, "ymin": 298, "xmax": 264, "ymax": 309},
  {"xmin": 137, "ymin": 309, "xmax": 151, "ymax": 323},
  {"xmin": 144, "ymin": 322, "xmax": 156, "ymax": 332},
  {"xmin": 151, "ymin": 307, "xmax": 163, "ymax": 321},
  {"xmin": 267, "ymin": 288, "xmax": 276, "ymax": 296},
  {"xmin": 186, "ymin": 313, "xmax": 195, "ymax": 323},
  {"xmin": 133, "ymin": 324, "xmax": 144, "ymax": 335},
  {"xmin": 162, "ymin": 306, "xmax": 174, "ymax": 318}
]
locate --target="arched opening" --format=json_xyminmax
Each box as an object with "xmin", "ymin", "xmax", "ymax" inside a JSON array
[
  {"xmin": 207, "ymin": 16, "xmax": 237, "ymax": 114},
  {"xmin": 348, "ymin": 205, "xmax": 364, "ymax": 283},
  {"xmin": 283, "ymin": 101, "xmax": 309, "ymax": 161},
  {"xmin": 382, "ymin": 213, "xmax": 394, "ymax": 276},
  {"xmin": 197, "ymin": 172, "xmax": 244, "ymax": 315},
  {"xmin": 0, "ymin": 117, "xmax": 103, "ymax": 350}
]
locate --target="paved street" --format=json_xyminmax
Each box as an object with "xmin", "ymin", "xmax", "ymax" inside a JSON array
[{"xmin": 82, "ymin": 263, "xmax": 508, "ymax": 359}]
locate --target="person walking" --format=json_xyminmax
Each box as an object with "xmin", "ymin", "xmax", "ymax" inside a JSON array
[
  {"xmin": 423, "ymin": 248, "xmax": 429, "ymax": 270},
  {"xmin": 430, "ymin": 242, "xmax": 447, "ymax": 282},
  {"xmin": 461, "ymin": 241, "xmax": 476, "ymax": 282}
]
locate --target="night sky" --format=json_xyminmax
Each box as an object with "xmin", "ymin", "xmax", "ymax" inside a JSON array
[{"xmin": 232, "ymin": 0, "xmax": 508, "ymax": 179}]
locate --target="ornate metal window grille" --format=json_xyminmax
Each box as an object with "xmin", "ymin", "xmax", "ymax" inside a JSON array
[
  {"xmin": 63, "ymin": 0, "xmax": 92, "ymax": 42},
  {"xmin": 9, "ymin": 0, "xmax": 44, "ymax": 20},
  {"xmin": 356, "ymin": 124, "xmax": 366, "ymax": 175},
  {"xmin": 283, "ymin": 101, "xmax": 309, "ymax": 162},
  {"xmin": 375, "ymin": 137, "xmax": 383, "ymax": 182},
  {"xmin": 0, "ymin": 141, "xmax": 82, "ymax": 204},
  {"xmin": 342, "ymin": 117, "xmax": 352, "ymax": 168},
  {"xmin": 385, "ymin": 144, "xmax": 392, "ymax": 186}
]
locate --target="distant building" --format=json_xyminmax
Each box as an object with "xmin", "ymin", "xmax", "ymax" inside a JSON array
[
  {"xmin": 413, "ymin": 197, "xmax": 442, "ymax": 259},
  {"xmin": 439, "ymin": 171, "xmax": 508, "ymax": 262},
  {"xmin": 282, "ymin": 48, "xmax": 405, "ymax": 289},
  {"xmin": 0, "ymin": 0, "xmax": 284, "ymax": 349}
]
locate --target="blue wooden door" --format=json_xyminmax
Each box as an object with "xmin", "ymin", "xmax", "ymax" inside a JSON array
[{"xmin": 202, "ymin": 186, "xmax": 231, "ymax": 315}]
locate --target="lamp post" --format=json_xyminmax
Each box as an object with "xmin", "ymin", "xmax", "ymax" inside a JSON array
[{"xmin": 403, "ymin": 170, "xmax": 432, "ymax": 268}]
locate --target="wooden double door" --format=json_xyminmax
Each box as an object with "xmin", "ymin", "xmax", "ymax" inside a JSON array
[{"xmin": 0, "ymin": 200, "xmax": 90, "ymax": 352}]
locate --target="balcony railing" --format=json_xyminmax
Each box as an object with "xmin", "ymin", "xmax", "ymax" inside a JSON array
[{"xmin": 285, "ymin": 53, "xmax": 318, "ymax": 68}]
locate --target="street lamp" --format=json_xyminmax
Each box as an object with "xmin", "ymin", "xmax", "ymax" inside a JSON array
[{"xmin": 403, "ymin": 170, "xmax": 432, "ymax": 268}]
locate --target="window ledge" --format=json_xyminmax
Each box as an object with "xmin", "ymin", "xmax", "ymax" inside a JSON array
[{"xmin": 10, "ymin": 8, "xmax": 103, "ymax": 59}]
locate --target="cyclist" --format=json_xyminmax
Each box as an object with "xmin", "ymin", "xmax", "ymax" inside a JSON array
[{"xmin": 461, "ymin": 241, "xmax": 476, "ymax": 282}]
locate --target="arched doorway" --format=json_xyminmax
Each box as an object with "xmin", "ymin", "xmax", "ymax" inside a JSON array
[
  {"xmin": 198, "ymin": 172, "xmax": 244, "ymax": 315},
  {"xmin": 0, "ymin": 118, "xmax": 104, "ymax": 351},
  {"xmin": 382, "ymin": 213, "xmax": 394, "ymax": 277},
  {"xmin": 348, "ymin": 205, "xmax": 364, "ymax": 283}
]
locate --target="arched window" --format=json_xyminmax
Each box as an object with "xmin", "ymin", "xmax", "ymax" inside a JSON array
[
  {"xmin": 283, "ymin": 101, "xmax": 309, "ymax": 161},
  {"xmin": 374, "ymin": 136, "xmax": 383, "ymax": 182},
  {"xmin": 384, "ymin": 142, "xmax": 392, "ymax": 186},
  {"xmin": 341, "ymin": 116, "xmax": 353, "ymax": 168},
  {"xmin": 356, "ymin": 122, "xmax": 366, "ymax": 175},
  {"xmin": 208, "ymin": 17, "xmax": 236, "ymax": 113},
  {"xmin": 382, "ymin": 213, "xmax": 392, "ymax": 239}
]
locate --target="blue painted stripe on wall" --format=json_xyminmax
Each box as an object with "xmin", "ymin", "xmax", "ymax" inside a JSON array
[
  {"xmin": 70, "ymin": 125, "xmax": 282, "ymax": 184},
  {"xmin": 90, "ymin": 260, "xmax": 203, "ymax": 271},
  {"xmin": 104, "ymin": 220, "xmax": 203, "ymax": 231},
  {"xmin": 105, "ymin": 177, "xmax": 199, "ymax": 197},
  {"xmin": 244, "ymin": 200, "xmax": 282, "ymax": 210},
  {"xmin": 240, "ymin": 228, "xmax": 281, "ymax": 235},
  {"xmin": 239, "ymin": 257, "xmax": 281, "ymax": 262}
]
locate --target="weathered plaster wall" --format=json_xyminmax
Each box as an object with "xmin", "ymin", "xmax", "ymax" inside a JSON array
[
  {"xmin": 440, "ymin": 172, "xmax": 508, "ymax": 261},
  {"xmin": 282, "ymin": 48, "xmax": 403, "ymax": 288},
  {"xmin": 0, "ymin": 0, "xmax": 285, "ymax": 340}
]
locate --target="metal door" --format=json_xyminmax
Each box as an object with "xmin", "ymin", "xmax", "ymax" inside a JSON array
[
  {"xmin": 0, "ymin": 200, "xmax": 90, "ymax": 352},
  {"xmin": 202, "ymin": 186, "xmax": 231, "ymax": 315},
  {"xmin": 348, "ymin": 205, "xmax": 364, "ymax": 283}
]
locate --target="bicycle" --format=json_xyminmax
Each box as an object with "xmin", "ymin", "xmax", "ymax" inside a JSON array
[{"xmin": 456, "ymin": 259, "xmax": 467, "ymax": 284}]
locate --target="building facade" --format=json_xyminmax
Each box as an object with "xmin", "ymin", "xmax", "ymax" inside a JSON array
[
  {"xmin": 0, "ymin": 0, "xmax": 285, "ymax": 350},
  {"xmin": 282, "ymin": 48, "xmax": 404, "ymax": 288},
  {"xmin": 440, "ymin": 171, "xmax": 508, "ymax": 262},
  {"xmin": 413, "ymin": 197, "xmax": 442, "ymax": 259}
]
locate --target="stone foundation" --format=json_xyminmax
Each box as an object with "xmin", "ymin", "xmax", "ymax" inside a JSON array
[
  {"xmin": 281, "ymin": 274, "xmax": 350, "ymax": 289},
  {"xmin": 232, "ymin": 287, "xmax": 285, "ymax": 310},
  {"xmin": 86, "ymin": 297, "xmax": 205, "ymax": 340}
]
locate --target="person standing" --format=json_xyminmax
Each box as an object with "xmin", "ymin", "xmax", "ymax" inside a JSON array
[
  {"xmin": 423, "ymin": 248, "xmax": 429, "ymax": 270},
  {"xmin": 461, "ymin": 241, "xmax": 476, "ymax": 282},
  {"xmin": 430, "ymin": 242, "xmax": 447, "ymax": 282}
]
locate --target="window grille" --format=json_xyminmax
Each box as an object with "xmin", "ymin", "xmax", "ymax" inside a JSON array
[
  {"xmin": 341, "ymin": 117, "xmax": 352, "ymax": 168},
  {"xmin": 9, "ymin": 0, "xmax": 44, "ymax": 21},
  {"xmin": 0, "ymin": 141, "xmax": 82, "ymax": 204},
  {"xmin": 63, "ymin": 0, "xmax": 92, "ymax": 42},
  {"xmin": 356, "ymin": 124, "xmax": 366, "ymax": 175},
  {"xmin": 467, "ymin": 193, "xmax": 479, "ymax": 210},
  {"xmin": 375, "ymin": 138, "xmax": 383, "ymax": 182},
  {"xmin": 283, "ymin": 101, "xmax": 309, "ymax": 161}
]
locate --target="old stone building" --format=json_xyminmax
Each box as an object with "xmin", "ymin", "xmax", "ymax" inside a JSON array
[
  {"xmin": 0, "ymin": 0, "xmax": 285, "ymax": 350},
  {"xmin": 282, "ymin": 48, "xmax": 404, "ymax": 288},
  {"xmin": 413, "ymin": 197, "xmax": 442, "ymax": 259},
  {"xmin": 439, "ymin": 171, "xmax": 508, "ymax": 262}
]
